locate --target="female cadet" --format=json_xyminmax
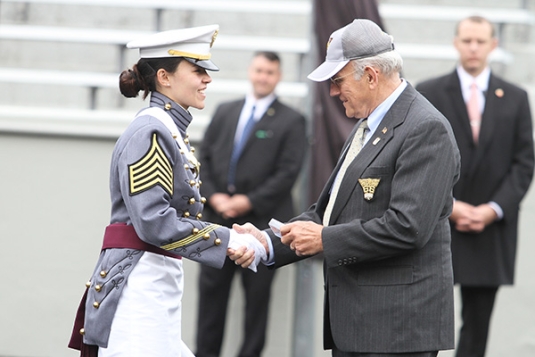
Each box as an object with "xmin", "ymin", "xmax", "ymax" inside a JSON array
[{"xmin": 68, "ymin": 25, "xmax": 265, "ymax": 357}]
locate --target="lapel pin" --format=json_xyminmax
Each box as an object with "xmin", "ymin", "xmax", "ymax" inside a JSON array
[
  {"xmin": 382, "ymin": 127, "xmax": 388, "ymax": 134},
  {"xmin": 267, "ymin": 108, "xmax": 275, "ymax": 116},
  {"xmin": 373, "ymin": 137, "xmax": 381, "ymax": 145},
  {"xmin": 495, "ymin": 88, "xmax": 504, "ymax": 98},
  {"xmin": 358, "ymin": 178, "xmax": 381, "ymax": 201}
]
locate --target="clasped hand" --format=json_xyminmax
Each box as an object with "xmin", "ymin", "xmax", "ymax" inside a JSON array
[
  {"xmin": 450, "ymin": 201, "xmax": 497, "ymax": 233},
  {"xmin": 227, "ymin": 221, "xmax": 324, "ymax": 269}
]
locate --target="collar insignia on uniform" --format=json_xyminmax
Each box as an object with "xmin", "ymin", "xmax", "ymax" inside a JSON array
[
  {"xmin": 382, "ymin": 127, "xmax": 388, "ymax": 134},
  {"xmin": 373, "ymin": 137, "xmax": 381, "ymax": 145},
  {"xmin": 129, "ymin": 133, "xmax": 173, "ymax": 196},
  {"xmin": 358, "ymin": 178, "xmax": 381, "ymax": 201}
]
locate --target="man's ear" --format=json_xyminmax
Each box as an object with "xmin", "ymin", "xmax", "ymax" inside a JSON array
[{"xmin": 365, "ymin": 66, "xmax": 379, "ymax": 86}]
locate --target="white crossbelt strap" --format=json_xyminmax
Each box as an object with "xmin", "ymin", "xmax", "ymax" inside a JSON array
[{"xmin": 138, "ymin": 107, "xmax": 199, "ymax": 169}]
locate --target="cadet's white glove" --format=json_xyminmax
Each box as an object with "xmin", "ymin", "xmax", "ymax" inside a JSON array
[{"xmin": 228, "ymin": 230, "xmax": 268, "ymax": 272}]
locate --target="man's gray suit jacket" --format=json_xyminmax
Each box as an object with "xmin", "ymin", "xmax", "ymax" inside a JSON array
[{"xmin": 270, "ymin": 84, "xmax": 460, "ymax": 354}]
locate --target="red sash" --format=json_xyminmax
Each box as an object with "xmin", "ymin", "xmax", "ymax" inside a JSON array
[
  {"xmin": 68, "ymin": 223, "xmax": 181, "ymax": 355},
  {"xmin": 102, "ymin": 223, "xmax": 182, "ymax": 259}
]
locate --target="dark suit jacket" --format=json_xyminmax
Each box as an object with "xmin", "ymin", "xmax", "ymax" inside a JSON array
[
  {"xmin": 270, "ymin": 84, "xmax": 460, "ymax": 353},
  {"xmin": 200, "ymin": 98, "xmax": 307, "ymax": 229},
  {"xmin": 417, "ymin": 70, "xmax": 534, "ymax": 286}
]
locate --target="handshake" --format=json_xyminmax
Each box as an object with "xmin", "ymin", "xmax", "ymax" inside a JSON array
[{"xmin": 226, "ymin": 220, "xmax": 324, "ymax": 272}]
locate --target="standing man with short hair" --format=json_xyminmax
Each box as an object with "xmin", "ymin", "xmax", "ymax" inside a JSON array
[
  {"xmin": 417, "ymin": 16, "xmax": 534, "ymax": 357},
  {"xmin": 195, "ymin": 51, "xmax": 307, "ymax": 357},
  {"xmin": 231, "ymin": 19, "xmax": 460, "ymax": 357}
]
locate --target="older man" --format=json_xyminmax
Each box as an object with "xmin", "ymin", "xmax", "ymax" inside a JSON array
[{"xmin": 231, "ymin": 19, "xmax": 460, "ymax": 357}]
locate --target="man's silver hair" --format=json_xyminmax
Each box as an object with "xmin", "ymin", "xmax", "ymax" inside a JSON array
[{"xmin": 350, "ymin": 50, "xmax": 403, "ymax": 80}]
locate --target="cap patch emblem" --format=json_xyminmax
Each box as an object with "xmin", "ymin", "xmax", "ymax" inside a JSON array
[
  {"xmin": 326, "ymin": 37, "xmax": 333, "ymax": 50},
  {"xmin": 129, "ymin": 133, "xmax": 173, "ymax": 196}
]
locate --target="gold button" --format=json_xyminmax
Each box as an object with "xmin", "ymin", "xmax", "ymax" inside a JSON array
[
  {"xmin": 93, "ymin": 302, "xmax": 100, "ymax": 309},
  {"xmin": 183, "ymin": 211, "xmax": 190, "ymax": 218},
  {"xmin": 80, "ymin": 328, "xmax": 85, "ymax": 335},
  {"xmin": 200, "ymin": 197, "xmax": 207, "ymax": 204},
  {"xmin": 203, "ymin": 233, "xmax": 210, "ymax": 240},
  {"xmin": 196, "ymin": 213, "xmax": 203, "ymax": 219},
  {"xmin": 164, "ymin": 103, "xmax": 172, "ymax": 110},
  {"xmin": 100, "ymin": 270, "xmax": 107, "ymax": 278},
  {"xmin": 85, "ymin": 281, "xmax": 91, "ymax": 288},
  {"xmin": 180, "ymin": 149, "xmax": 184, "ymax": 154},
  {"xmin": 214, "ymin": 238, "xmax": 221, "ymax": 246},
  {"xmin": 172, "ymin": 134, "xmax": 177, "ymax": 139},
  {"xmin": 192, "ymin": 228, "xmax": 200, "ymax": 234},
  {"xmin": 95, "ymin": 285, "xmax": 102, "ymax": 292},
  {"xmin": 184, "ymin": 164, "xmax": 190, "ymax": 170},
  {"xmin": 199, "ymin": 180, "xmax": 203, "ymax": 186},
  {"xmin": 189, "ymin": 180, "xmax": 196, "ymax": 186},
  {"xmin": 189, "ymin": 197, "xmax": 196, "ymax": 204},
  {"xmin": 190, "ymin": 147, "xmax": 196, "ymax": 153},
  {"xmin": 184, "ymin": 138, "xmax": 190, "ymax": 144}
]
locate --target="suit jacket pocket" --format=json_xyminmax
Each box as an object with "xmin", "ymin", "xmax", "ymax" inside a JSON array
[
  {"xmin": 357, "ymin": 265, "xmax": 414, "ymax": 285},
  {"xmin": 361, "ymin": 165, "xmax": 390, "ymax": 177}
]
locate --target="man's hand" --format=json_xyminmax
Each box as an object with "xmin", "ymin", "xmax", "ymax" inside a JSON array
[
  {"xmin": 233, "ymin": 222, "xmax": 269, "ymax": 256},
  {"xmin": 227, "ymin": 245, "xmax": 256, "ymax": 268},
  {"xmin": 227, "ymin": 230, "xmax": 267, "ymax": 272},
  {"xmin": 450, "ymin": 200, "xmax": 497, "ymax": 233},
  {"xmin": 222, "ymin": 194, "xmax": 253, "ymax": 219},
  {"xmin": 209, "ymin": 193, "xmax": 231, "ymax": 214},
  {"xmin": 280, "ymin": 221, "xmax": 323, "ymax": 256}
]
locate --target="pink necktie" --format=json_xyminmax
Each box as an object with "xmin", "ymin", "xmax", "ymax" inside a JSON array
[{"xmin": 467, "ymin": 82, "xmax": 481, "ymax": 143}]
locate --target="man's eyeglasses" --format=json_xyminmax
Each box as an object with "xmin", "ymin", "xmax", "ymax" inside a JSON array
[{"xmin": 330, "ymin": 69, "xmax": 357, "ymax": 87}]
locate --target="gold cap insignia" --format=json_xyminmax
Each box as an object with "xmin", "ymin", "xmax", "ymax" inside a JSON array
[
  {"xmin": 358, "ymin": 178, "xmax": 381, "ymax": 201},
  {"xmin": 210, "ymin": 30, "xmax": 219, "ymax": 48}
]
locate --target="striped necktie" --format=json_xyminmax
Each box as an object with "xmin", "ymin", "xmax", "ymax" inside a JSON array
[{"xmin": 323, "ymin": 119, "xmax": 368, "ymax": 226}]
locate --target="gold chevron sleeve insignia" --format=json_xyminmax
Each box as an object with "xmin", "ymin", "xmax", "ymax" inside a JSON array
[
  {"xmin": 129, "ymin": 133, "xmax": 174, "ymax": 196},
  {"xmin": 160, "ymin": 224, "xmax": 221, "ymax": 251}
]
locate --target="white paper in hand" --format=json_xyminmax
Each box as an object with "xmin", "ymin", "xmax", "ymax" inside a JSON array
[{"xmin": 269, "ymin": 218, "xmax": 283, "ymax": 238}]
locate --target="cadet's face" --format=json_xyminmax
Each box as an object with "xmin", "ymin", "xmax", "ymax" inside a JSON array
[
  {"xmin": 454, "ymin": 20, "xmax": 497, "ymax": 77},
  {"xmin": 166, "ymin": 60, "xmax": 212, "ymax": 110},
  {"xmin": 248, "ymin": 55, "xmax": 281, "ymax": 99}
]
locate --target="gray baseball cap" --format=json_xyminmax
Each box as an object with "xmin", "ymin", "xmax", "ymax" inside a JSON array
[{"xmin": 308, "ymin": 19, "xmax": 394, "ymax": 82}]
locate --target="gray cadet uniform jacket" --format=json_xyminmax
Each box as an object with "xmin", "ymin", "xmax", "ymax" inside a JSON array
[{"xmin": 81, "ymin": 92, "xmax": 231, "ymax": 348}]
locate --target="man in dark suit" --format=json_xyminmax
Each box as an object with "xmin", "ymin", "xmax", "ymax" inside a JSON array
[
  {"xmin": 195, "ymin": 51, "xmax": 307, "ymax": 357},
  {"xmin": 231, "ymin": 19, "xmax": 460, "ymax": 357},
  {"xmin": 416, "ymin": 16, "xmax": 534, "ymax": 357}
]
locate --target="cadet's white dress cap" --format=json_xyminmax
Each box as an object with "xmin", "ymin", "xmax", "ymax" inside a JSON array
[
  {"xmin": 127, "ymin": 24, "xmax": 220, "ymax": 71},
  {"xmin": 308, "ymin": 19, "xmax": 394, "ymax": 82}
]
